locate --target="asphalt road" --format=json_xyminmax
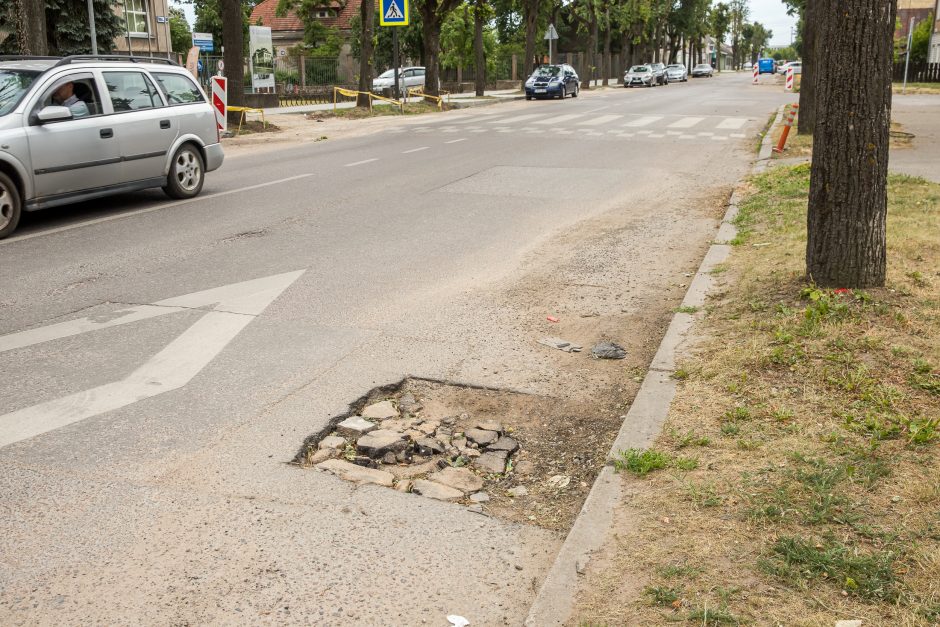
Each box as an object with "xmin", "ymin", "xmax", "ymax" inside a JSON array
[{"xmin": 0, "ymin": 73, "xmax": 791, "ymax": 625}]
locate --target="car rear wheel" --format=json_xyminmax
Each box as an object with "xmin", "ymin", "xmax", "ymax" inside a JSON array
[
  {"xmin": 572, "ymin": 85, "xmax": 579, "ymax": 97},
  {"xmin": 0, "ymin": 172, "xmax": 22, "ymax": 240},
  {"xmin": 163, "ymin": 144, "xmax": 205, "ymax": 200}
]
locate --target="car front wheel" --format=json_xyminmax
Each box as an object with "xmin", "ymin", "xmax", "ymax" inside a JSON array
[
  {"xmin": 163, "ymin": 144, "xmax": 205, "ymax": 200},
  {"xmin": 0, "ymin": 172, "xmax": 22, "ymax": 240}
]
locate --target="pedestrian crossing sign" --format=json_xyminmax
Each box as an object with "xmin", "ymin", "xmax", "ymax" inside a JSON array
[{"xmin": 380, "ymin": 0, "xmax": 408, "ymax": 26}]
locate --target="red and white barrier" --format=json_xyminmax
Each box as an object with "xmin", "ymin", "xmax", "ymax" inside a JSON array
[
  {"xmin": 211, "ymin": 76, "xmax": 227, "ymax": 134},
  {"xmin": 753, "ymin": 63, "xmax": 759, "ymax": 84},
  {"xmin": 785, "ymin": 66, "xmax": 794, "ymax": 92}
]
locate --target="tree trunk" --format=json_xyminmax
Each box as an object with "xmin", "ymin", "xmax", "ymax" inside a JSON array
[
  {"xmin": 798, "ymin": 1, "xmax": 818, "ymax": 135},
  {"xmin": 356, "ymin": 0, "xmax": 374, "ymax": 107},
  {"xmin": 474, "ymin": 0, "xmax": 485, "ymax": 96},
  {"xmin": 806, "ymin": 0, "xmax": 896, "ymax": 288},
  {"xmin": 522, "ymin": 0, "xmax": 539, "ymax": 88},
  {"xmin": 221, "ymin": 0, "xmax": 244, "ymax": 106},
  {"xmin": 584, "ymin": 8, "xmax": 597, "ymax": 89},
  {"xmin": 422, "ymin": 20, "xmax": 443, "ymax": 96},
  {"xmin": 602, "ymin": 7, "xmax": 611, "ymax": 86},
  {"xmin": 13, "ymin": 0, "xmax": 47, "ymax": 55}
]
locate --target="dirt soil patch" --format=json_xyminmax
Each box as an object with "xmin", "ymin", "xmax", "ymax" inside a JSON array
[
  {"xmin": 574, "ymin": 165, "xmax": 940, "ymax": 626},
  {"xmin": 231, "ymin": 120, "xmax": 281, "ymax": 136}
]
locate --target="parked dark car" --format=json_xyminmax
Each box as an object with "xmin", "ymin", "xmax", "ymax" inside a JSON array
[
  {"xmin": 524, "ymin": 64, "xmax": 580, "ymax": 100},
  {"xmin": 691, "ymin": 63, "xmax": 714, "ymax": 77},
  {"xmin": 623, "ymin": 65, "xmax": 655, "ymax": 87},
  {"xmin": 650, "ymin": 63, "xmax": 669, "ymax": 85}
]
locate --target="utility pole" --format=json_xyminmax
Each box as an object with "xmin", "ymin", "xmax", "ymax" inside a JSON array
[
  {"xmin": 87, "ymin": 0, "xmax": 98, "ymax": 54},
  {"xmin": 903, "ymin": 16, "xmax": 915, "ymax": 93}
]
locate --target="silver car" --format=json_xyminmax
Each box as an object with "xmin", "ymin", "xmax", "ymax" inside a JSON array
[
  {"xmin": 665, "ymin": 64, "xmax": 688, "ymax": 82},
  {"xmin": 624, "ymin": 65, "xmax": 656, "ymax": 87},
  {"xmin": 0, "ymin": 55, "xmax": 224, "ymax": 239},
  {"xmin": 372, "ymin": 66, "xmax": 427, "ymax": 94}
]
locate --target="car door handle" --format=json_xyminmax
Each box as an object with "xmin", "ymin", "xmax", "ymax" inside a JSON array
[
  {"xmin": 100, "ymin": 128, "xmax": 113, "ymax": 138},
  {"xmin": 160, "ymin": 119, "xmax": 171, "ymax": 129}
]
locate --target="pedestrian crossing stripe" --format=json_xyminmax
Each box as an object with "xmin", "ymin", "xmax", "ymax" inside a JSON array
[{"xmin": 380, "ymin": 0, "xmax": 409, "ymax": 25}]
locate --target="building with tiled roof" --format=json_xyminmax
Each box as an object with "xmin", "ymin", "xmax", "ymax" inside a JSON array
[{"xmin": 249, "ymin": 0, "xmax": 363, "ymax": 53}]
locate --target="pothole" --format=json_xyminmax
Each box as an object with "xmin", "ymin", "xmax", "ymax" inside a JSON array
[{"xmin": 295, "ymin": 378, "xmax": 619, "ymax": 531}]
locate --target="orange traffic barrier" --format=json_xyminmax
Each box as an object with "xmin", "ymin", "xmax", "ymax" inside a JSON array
[{"xmin": 773, "ymin": 104, "xmax": 800, "ymax": 154}]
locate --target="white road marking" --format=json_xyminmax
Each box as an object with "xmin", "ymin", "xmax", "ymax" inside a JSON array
[
  {"xmin": 679, "ymin": 134, "xmax": 696, "ymax": 139},
  {"xmin": 710, "ymin": 136, "xmax": 729, "ymax": 141},
  {"xmin": 0, "ymin": 174, "xmax": 317, "ymax": 246},
  {"xmin": 345, "ymin": 158, "xmax": 378, "ymax": 167},
  {"xmin": 582, "ymin": 106, "xmax": 610, "ymax": 114},
  {"xmin": 731, "ymin": 133, "xmax": 747, "ymax": 138},
  {"xmin": 577, "ymin": 114, "xmax": 623, "ymax": 126},
  {"xmin": 624, "ymin": 115, "xmax": 664, "ymax": 127},
  {"xmin": 717, "ymin": 117, "xmax": 748, "ymax": 129},
  {"xmin": 667, "ymin": 116, "xmax": 706, "ymax": 129},
  {"xmin": 534, "ymin": 114, "xmax": 583, "ymax": 125},
  {"xmin": 0, "ymin": 270, "xmax": 305, "ymax": 448},
  {"xmin": 648, "ymin": 133, "xmax": 665, "ymax": 138},
  {"xmin": 402, "ymin": 147, "xmax": 429, "ymax": 154},
  {"xmin": 697, "ymin": 132, "xmax": 715, "ymax": 137},
  {"xmin": 488, "ymin": 113, "xmax": 544, "ymax": 124},
  {"xmin": 445, "ymin": 138, "xmax": 467, "ymax": 144}
]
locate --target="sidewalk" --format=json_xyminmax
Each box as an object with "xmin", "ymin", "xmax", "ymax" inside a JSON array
[{"xmin": 533, "ymin": 109, "xmax": 940, "ymax": 625}]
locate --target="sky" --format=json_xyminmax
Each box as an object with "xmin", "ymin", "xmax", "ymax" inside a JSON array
[{"xmin": 174, "ymin": 0, "xmax": 799, "ymax": 48}]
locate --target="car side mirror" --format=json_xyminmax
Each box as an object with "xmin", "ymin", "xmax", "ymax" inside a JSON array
[{"xmin": 37, "ymin": 105, "xmax": 73, "ymax": 123}]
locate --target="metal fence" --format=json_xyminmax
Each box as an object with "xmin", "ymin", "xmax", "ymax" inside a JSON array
[{"xmin": 894, "ymin": 61, "xmax": 940, "ymax": 83}]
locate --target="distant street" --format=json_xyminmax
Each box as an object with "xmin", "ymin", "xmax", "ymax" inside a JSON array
[{"xmin": 0, "ymin": 73, "xmax": 791, "ymax": 624}]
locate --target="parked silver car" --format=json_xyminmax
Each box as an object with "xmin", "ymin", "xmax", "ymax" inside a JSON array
[
  {"xmin": 372, "ymin": 66, "xmax": 427, "ymax": 95},
  {"xmin": 0, "ymin": 55, "xmax": 224, "ymax": 239},
  {"xmin": 665, "ymin": 64, "xmax": 688, "ymax": 82},
  {"xmin": 624, "ymin": 65, "xmax": 655, "ymax": 87}
]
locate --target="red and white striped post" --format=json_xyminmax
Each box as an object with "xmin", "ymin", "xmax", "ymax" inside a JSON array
[
  {"xmin": 785, "ymin": 66, "xmax": 795, "ymax": 92},
  {"xmin": 773, "ymin": 104, "xmax": 799, "ymax": 153},
  {"xmin": 753, "ymin": 62, "xmax": 759, "ymax": 85},
  {"xmin": 210, "ymin": 76, "xmax": 227, "ymax": 136}
]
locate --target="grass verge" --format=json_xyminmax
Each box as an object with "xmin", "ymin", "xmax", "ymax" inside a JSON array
[
  {"xmin": 894, "ymin": 82, "xmax": 940, "ymax": 95},
  {"xmin": 576, "ymin": 164, "xmax": 940, "ymax": 625},
  {"xmin": 308, "ymin": 100, "xmax": 449, "ymax": 120}
]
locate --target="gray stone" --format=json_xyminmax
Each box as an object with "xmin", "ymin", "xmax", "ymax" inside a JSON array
[
  {"xmin": 463, "ymin": 448, "xmax": 482, "ymax": 459},
  {"xmin": 469, "ymin": 492, "xmax": 490, "ymax": 503},
  {"xmin": 361, "ymin": 400, "xmax": 399, "ymax": 421},
  {"xmin": 508, "ymin": 486, "xmax": 529, "ymax": 497},
  {"xmin": 382, "ymin": 452, "xmax": 398, "ymax": 465},
  {"xmin": 336, "ymin": 416, "xmax": 377, "ymax": 438},
  {"xmin": 417, "ymin": 420, "xmax": 441, "ymax": 435},
  {"xmin": 318, "ymin": 435, "xmax": 346, "ymax": 450},
  {"xmin": 467, "ymin": 504, "xmax": 485, "ymax": 514},
  {"xmin": 474, "ymin": 451, "xmax": 508, "ymax": 474},
  {"xmin": 398, "ymin": 393, "xmax": 423, "ymax": 415},
  {"xmin": 452, "ymin": 437, "xmax": 467, "ymax": 450},
  {"xmin": 356, "ymin": 429, "xmax": 408, "ymax": 458},
  {"xmin": 395, "ymin": 479, "xmax": 413, "ymax": 493},
  {"xmin": 514, "ymin": 460, "xmax": 536, "ymax": 475},
  {"xmin": 429, "ymin": 467, "xmax": 484, "ymax": 494},
  {"xmin": 415, "ymin": 437, "xmax": 446, "ymax": 455},
  {"xmin": 487, "ymin": 436, "xmax": 519, "ymax": 453},
  {"xmin": 308, "ymin": 448, "xmax": 338, "ymax": 464},
  {"xmin": 381, "ymin": 419, "xmax": 411, "ymax": 432},
  {"xmin": 316, "ymin": 459, "xmax": 394, "ymax": 487},
  {"xmin": 411, "ymin": 479, "xmax": 464, "ymax": 501},
  {"xmin": 465, "ymin": 428, "xmax": 499, "ymax": 447},
  {"xmin": 475, "ymin": 420, "xmax": 504, "ymax": 434},
  {"xmin": 441, "ymin": 415, "xmax": 458, "ymax": 425},
  {"xmin": 592, "ymin": 341, "xmax": 627, "ymax": 360}
]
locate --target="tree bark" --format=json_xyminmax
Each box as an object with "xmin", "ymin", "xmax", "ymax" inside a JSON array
[
  {"xmin": 422, "ymin": 21, "xmax": 443, "ymax": 96},
  {"xmin": 601, "ymin": 4, "xmax": 610, "ymax": 86},
  {"xmin": 356, "ymin": 0, "xmax": 374, "ymax": 107},
  {"xmin": 806, "ymin": 0, "xmax": 896, "ymax": 288},
  {"xmin": 474, "ymin": 0, "xmax": 485, "ymax": 96},
  {"xmin": 13, "ymin": 0, "xmax": 48, "ymax": 55},
  {"xmin": 797, "ymin": 0, "xmax": 817, "ymax": 135},
  {"xmin": 221, "ymin": 0, "xmax": 244, "ymax": 107},
  {"xmin": 522, "ymin": 0, "xmax": 539, "ymax": 88}
]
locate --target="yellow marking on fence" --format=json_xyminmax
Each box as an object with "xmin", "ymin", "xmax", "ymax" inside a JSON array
[
  {"xmin": 332, "ymin": 87, "xmax": 404, "ymax": 113},
  {"xmin": 406, "ymin": 87, "xmax": 451, "ymax": 110}
]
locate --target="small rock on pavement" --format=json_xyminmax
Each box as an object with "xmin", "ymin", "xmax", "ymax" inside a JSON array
[
  {"xmin": 361, "ymin": 400, "xmax": 399, "ymax": 420},
  {"xmin": 487, "ymin": 436, "xmax": 519, "ymax": 453},
  {"xmin": 474, "ymin": 451, "xmax": 508, "ymax": 474},
  {"xmin": 475, "ymin": 420, "xmax": 504, "ymax": 434},
  {"xmin": 356, "ymin": 429, "xmax": 408, "ymax": 457},
  {"xmin": 415, "ymin": 437, "xmax": 446, "ymax": 455},
  {"xmin": 411, "ymin": 479, "xmax": 464, "ymax": 501},
  {"xmin": 467, "ymin": 504, "xmax": 484, "ymax": 514},
  {"xmin": 469, "ymin": 492, "xmax": 490, "ymax": 503},
  {"xmin": 336, "ymin": 416, "xmax": 376, "ymax": 438},
  {"xmin": 430, "ymin": 466, "xmax": 484, "ymax": 494},
  {"xmin": 308, "ymin": 448, "xmax": 338, "ymax": 464},
  {"xmin": 398, "ymin": 393, "xmax": 423, "ymax": 415},
  {"xmin": 382, "ymin": 452, "xmax": 398, "ymax": 465},
  {"xmin": 318, "ymin": 435, "xmax": 346, "ymax": 450},
  {"xmin": 548, "ymin": 474, "xmax": 572, "ymax": 488},
  {"xmin": 508, "ymin": 486, "xmax": 529, "ymax": 497},
  {"xmin": 465, "ymin": 428, "xmax": 499, "ymax": 447},
  {"xmin": 514, "ymin": 460, "xmax": 536, "ymax": 475},
  {"xmin": 592, "ymin": 341, "xmax": 627, "ymax": 360},
  {"xmin": 317, "ymin": 459, "xmax": 394, "ymax": 487}
]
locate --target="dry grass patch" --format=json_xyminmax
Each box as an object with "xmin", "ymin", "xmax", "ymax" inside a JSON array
[
  {"xmin": 575, "ymin": 165, "xmax": 940, "ymax": 626},
  {"xmin": 771, "ymin": 105, "xmax": 913, "ymax": 158}
]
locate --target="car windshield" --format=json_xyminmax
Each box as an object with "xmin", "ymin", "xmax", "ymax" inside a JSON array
[
  {"xmin": 695, "ymin": 64, "xmax": 710, "ymax": 69},
  {"xmin": 0, "ymin": 69, "xmax": 41, "ymax": 117},
  {"xmin": 629, "ymin": 66, "xmax": 650, "ymax": 73},
  {"xmin": 667, "ymin": 65, "xmax": 682, "ymax": 69},
  {"xmin": 377, "ymin": 69, "xmax": 396, "ymax": 79},
  {"xmin": 532, "ymin": 65, "xmax": 562, "ymax": 78}
]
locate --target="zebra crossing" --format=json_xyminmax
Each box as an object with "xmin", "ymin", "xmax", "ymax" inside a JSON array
[{"xmin": 388, "ymin": 111, "xmax": 755, "ymax": 143}]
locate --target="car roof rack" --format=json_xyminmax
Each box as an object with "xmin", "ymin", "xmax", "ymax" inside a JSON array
[
  {"xmin": 0, "ymin": 55, "xmax": 63, "ymax": 61},
  {"xmin": 54, "ymin": 54, "xmax": 180, "ymax": 67}
]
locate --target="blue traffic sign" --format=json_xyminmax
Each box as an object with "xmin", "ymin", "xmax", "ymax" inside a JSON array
[
  {"xmin": 380, "ymin": 0, "xmax": 409, "ymax": 26},
  {"xmin": 192, "ymin": 32, "xmax": 214, "ymax": 52}
]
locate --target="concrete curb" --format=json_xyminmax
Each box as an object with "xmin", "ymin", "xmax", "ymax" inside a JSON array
[{"xmin": 523, "ymin": 104, "xmax": 787, "ymax": 627}]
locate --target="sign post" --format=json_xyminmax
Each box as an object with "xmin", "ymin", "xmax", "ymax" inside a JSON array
[
  {"xmin": 544, "ymin": 24, "xmax": 559, "ymax": 65},
  {"xmin": 785, "ymin": 65, "xmax": 794, "ymax": 92},
  {"xmin": 380, "ymin": 0, "xmax": 409, "ymax": 100},
  {"xmin": 211, "ymin": 76, "xmax": 227, "ymax": 135},
  {"xmin": 902, "ymin": 17, "xmax": 916, "ymax": 94}
]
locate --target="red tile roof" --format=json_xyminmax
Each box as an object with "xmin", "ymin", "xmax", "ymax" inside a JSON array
[{"xmin": 249, "ymin": 0, "xmax": 362, "ymax": 33}]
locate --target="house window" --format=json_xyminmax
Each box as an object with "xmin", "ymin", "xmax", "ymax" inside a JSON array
[
  {"xmin": 315, "ymin": 10, "xmax": 333, "ymax": 18},
  {"xmin": 125, "ymin": 0, "xmax": 150, "ymax": 36}
]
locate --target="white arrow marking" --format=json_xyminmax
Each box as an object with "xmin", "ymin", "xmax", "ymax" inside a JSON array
[{"xmin": 0, "ymin": 270, "xmax": 305, "ymax": 448}]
